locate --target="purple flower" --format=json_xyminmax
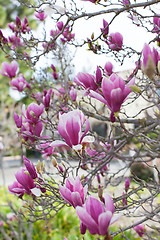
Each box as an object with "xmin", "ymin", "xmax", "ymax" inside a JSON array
[
  {"xmin": 74, "ymin": 72, "xmax": 98, "ymax": 95},
  {"xmin": 57, "ymin": 21, "xmax": 64, "ymax": 31},
  {"xmin": 14, "ymin": 112, "xmax": 22, "ymax": 128},
  {"xmin": 34, "ymin": 10, "xmax": 47, "ymax": 21},
  {"xmin": 101, "ymin": 19, "xmax": 109, "ymax": 38},
  {"xmin": 51, "ymin": 109, "xmax": 94, "ymax": 150},
  {"xmin": 0, "ymin": 61, "xmax": 19, "ymax": 78},
  {"xmin": 69, "ymin": 87, "xmax": 77, "ymax": 101},
  {"xmin": 108, "ymin": 32, "xmax": 123, "ymax": 51},
  {"xmin": 104, "ymin": 62, "xmax": 113, "ymax": 76},
  {"xmin": 142, "ymin": 43, "xmax": 160, "ymax": 78},
  {"xmin": 125, "ymin": 177, "xmax": 130, "ymax": 192},
  {"xmin": 8, "ymin": 35, "xmax": 24, "ymax": 49},
  {"xmin": 122, "ymin": 0, "xmax": 130, "ymax": 6},
  {"xmin": 133, "ymin": 223, "xmax": 145, "ymax": 237},
  {"xmin": 76, "ymin": 193, "xmax": 118, "ymax": 236},
  {"xmin": 153, "ymin": 15, "xmax": 160, "ymax": 34},
  {"xmin": 43, "ymin": 88, "xmax": 53, "ymax": 109},
  {"xmin": 10, "ymin": 74, "xmax": 30, "ymax": 92},
  {"xmin": 8, "ymin": 181, "xmax": 26, "ymax": 198},
  {"xmin": 90, "ymin": 73, "xmax": 135, "ymax": 122},
  {"xmin": 59, "ymin": 176, "xmax": 88, "ymax": 208},
  {"xmin": 25, "ymin": 103, "xmax": 44, "ymax": 124},
  {"xmin": 15, "ymin": 168, "xmax": 36, "ymax": 194},
  {"xmin": 23, "ymin": 156, "xmax": 38, "ymax": 179}
]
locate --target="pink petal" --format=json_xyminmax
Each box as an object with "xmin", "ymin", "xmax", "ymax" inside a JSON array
[
  {"xmin": 104, "ymin": 194, "xmax": 115, "ymax": 214},
  {"xmin": 98, "ymin": 211, "xmax": 112, "ymax": 235},
  {"xmin": 76, "ymin": 206, "xmax": 99, "ymax": 233}
]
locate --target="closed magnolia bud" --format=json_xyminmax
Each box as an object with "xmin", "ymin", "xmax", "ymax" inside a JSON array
[
  {"xmin": 98, "ymin": 185, "xmax": 103, "ymax": 199},
  {"xmin": 51, "ymin": 157, "xmax": 58, "ymax": 167},
  {"xmin": 36, "ymin": 160, "xmax": 42, "ymax": 174},
  {"xmin": 144, "ymin": 55, "xmax": 156, "ymax": 79}
]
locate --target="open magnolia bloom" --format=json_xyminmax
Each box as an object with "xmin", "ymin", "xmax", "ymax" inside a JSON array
[
  {"xmin": 59, "ymin": 176, "xmax": 88, "ymax": 208},
  {"xmin": 51, "ymin": 109, "xmax": 94, "ymax": 151},
  {"xmin": 76, "ymin": 193, "xmax": 120, "ymax": 236},
  {"xmin": 90, "ymin": 73, "xmax": 135, "ymax": 122}
]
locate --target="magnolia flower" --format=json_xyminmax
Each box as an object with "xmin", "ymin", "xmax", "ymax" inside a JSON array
[
  {"xmin": 133, "ymin": 223, "xmax": 145, "ymax": 237},
  {"xmin": 74, "ymin": 71, "xmax": 99, "ymax": 95},
  {"xmin": 59, "ymin": 176, "xmax": 88, "ymax": 208},
  {"xmin": 0, "ymin": 61, "xmax": 19, "ymax": 78},
  {"xmin": 101, "ymin": 19, "xmax": 109, "ymax": 38},
  {"xmin": 69, "ymin": 86, "xmax": 77, "ymax": 101},
  {"xmin": 10, "ymin": 74, "xmax": 30, "ymax": 92},
  {"xmin": 153, "ymin": 15, "xmax": 160, "ymax": 34},
  {"xmin": 108, "ymin": 32, "xmax": 123, "ymax": 51},
  {"xmin": 142, "ymin": 43, "xmax": 160, "ymax": 79},
  {"xmin": 76, "ymin": 193, "xmax": 119, "ymax": 236},
  {"xmin": 34, "ymin": 10, "xmax": 47, "ymax": 21},
  {"xmin": 8, "ymin": 181, "xmax": 25, "ymax": 198},
  {"xmin": 51, "ymin": 109, "xmax": 94, "ymax": 150},
  {"xmin": 23, "ymin": 103, "xmax": 44, "ymax": 124},
  {"xmin": 125, "ymin": 177, "xmax": 130, "ymax": 192},
  {"xmin": 23, "ymin": 156, "xmax": 38, "ymax": 179},
  {"xmin": 104, "ymin": 62, "xmax": 113, "ymax": 76},
  {"xmin": 90, "ymin": 73, "xmax": 135, "ymax": 122}
]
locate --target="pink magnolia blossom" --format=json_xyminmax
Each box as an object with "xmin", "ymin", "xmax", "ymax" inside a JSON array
[
  {"xmin": 23, "ymin": 156, "xmax": 38, "ymax": 179},
  {"xmin": 100, "ymin": 19, "xmax": 109, "ymax": 38},
  {"xmin": 59, "ymin": 176, "xmax": 88, "ymax": 208},
  {"xmin": 76, "ymin": 193, "xmax": 118, "ymax": 236},
  {"xmin": 43, "ymin": 88, "xmax": 53, "ymax": 109},
  {"xmin": 8, "ymin": 35, "xmax": 24, "ymax": 49},
  {"xmin": 0, "ymin": 61, "xmax": 19, "ymax": 78},
  {"xmin": 10, "ymin": 74, "xmax": 31, "ymax": 92},
  {"xmin": 69, "ymin": 86, "xmax": 77, "ymax": 101},
  {"xmin": 122, "ymin": 192, "xmax": 127, "ymax": 206},
  {"xmin": 24, "ymin": 103, "xmax": 44, "ymax": 124},
  {"xmin": 57, "ymin": 21, "xmax": 64, "ymax": 31},
  {"xmin": 122, "ymin": 0, "xmax": 130, "ymax": 6},
  {"xmin": 90, "ymin": 73, "xmax": 135, "ymax": 122},
  {"xmin": 125, "ymin": 177, "xmax": 130, "ymax": 192},
  {"xmin": 0, "ymin": 30, "xmax": 8, "ymax": 44},
  {"xmin": 15, "ymin": 168, "xmax": 36, "ymax": 195},
  {"xmin": 14, "ymin": 112, "xmax": 22, "ymax": 128},
  {"xmin": 74, "ymin": 72, "xmax": 98, "ymax": 95},
  {"xmin": 108, "ymin": 32, "xmax": 123, "ymax": 51},
  {"xmin": 8, "ymin": 22, "xmax": 16, "ymax": 32},
  {"xmin": 34, "ymin": 10, "xmax": 47, "ymax": 21},
  {"xmin": 153, "ymin": 15, "xmax": 160, "ymax": 34},
  {"xmin": 142, "ymin": 43, "xmax": 160, "ymax": 78},
  {"xmin": 8, "ymin": 181, "xmax": 25, "ymax": 198},
  {"xmin": 142, "ymin": 43, "xmax": 160, "ymax": 68},
  {"xmin": 104, "ymin": 62, "xmax": 113, "ymax": 76},
  {"xmin": 52, "ymin": 109, "xmax": 94, "ymax": 150},
  {"xmin": 133, "ymin": 223, "xmax": 145, "ymax": 237}
]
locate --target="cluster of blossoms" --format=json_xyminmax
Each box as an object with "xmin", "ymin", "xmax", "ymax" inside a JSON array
[
  {"xmin": 8, "ymin": 156, "xmax": 45, "ymax": 198},
  {"xmin": 74, "ymin": 66, "xmax": 135, "ymax": 122},
  {"xmin": 14, "ymin": 103, "xmax": 44, "ymax": 143},
  {"xmin": 0, "ymin": 16, "xmax": 30, "ymax": 50},
  {"xmin": 51, "ymin": 21, "xmax": 75, "ymax": 44},
  {"xmin": 100, "ymin": 19, "xmax": 123, "ymax": 51},
  {"xmin": 0, "ymin": 61, "xmax": 31, "ymax": 92},
  {"xmin": 59, "ymin": 176, "xmax": 118, "ymax": 237}
]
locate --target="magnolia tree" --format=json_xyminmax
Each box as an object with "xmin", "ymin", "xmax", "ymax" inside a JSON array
[{"xmin": 0, "ymin": 0, "xmax": 160, "ymax": 239}]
